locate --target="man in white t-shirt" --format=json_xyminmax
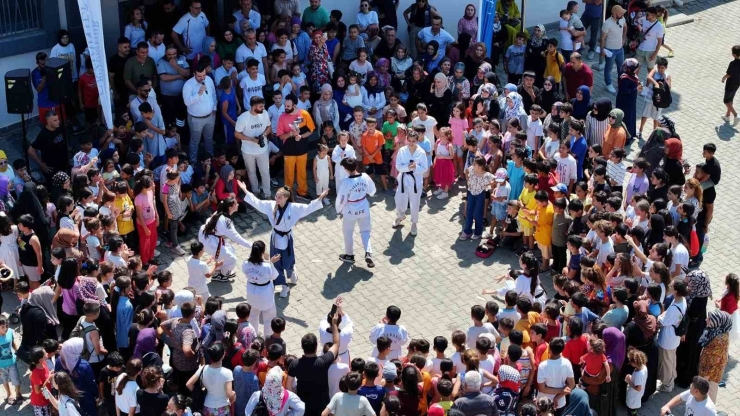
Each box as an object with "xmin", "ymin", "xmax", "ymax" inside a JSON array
[
  {"xmin": 235, "ymin": 95, "xmax": 272, "ymax": 199},
  {"xmin": 536, "ymin": 338, "xmax": 575, "ymax": 412},
  {"xmin": 172, "ymin": 1, "xmax": 210, "ymax": 60},
  {"xmin": 600, "ymin": 5, "xmax": 627, "ymax": 93},
  {"xmin": 368, "ymin": 306, "xmax": 409, "ymax": 359},
  {"xmin": 660, "ymin": 375, "xmax": 718, "ymax": 416},
  {"xmin": 636, "ymin": 7, "xmax": 665, "ymax": 73},
  {"xmin": 238, "ymin": 58, "xmax": 266, "ymax": 111},
  {"xmin": 657, "ymin": 279, "xmax": 687, "ymax": 393},
  {"xmin": 554, "ymin": 141, "xmax": 578, "ymax": 192},
  {"xmin": 411, "ymin": 104, "xmax": 437, "ymax": 144},
  {"xmin": 235, "ymin": 29, "xmax": 268, "ymax": 74}
]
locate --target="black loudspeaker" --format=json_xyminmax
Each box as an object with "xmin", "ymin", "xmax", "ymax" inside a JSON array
[
  {"xmin": 4, "ymin": 69, "xmax": 33, "ymax": 114},
  {"xmin": 44, "ymin": 58, "xmax": 73, "ymax": 103}
]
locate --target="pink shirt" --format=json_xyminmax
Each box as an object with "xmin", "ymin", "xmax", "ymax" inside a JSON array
[
  {"xmin": 449, "ymin": 117, "xmax": 469, "ymax": 146},
  {"xmin": 134, "ymin": 191, "xmax": 157, "ymax": 225}
]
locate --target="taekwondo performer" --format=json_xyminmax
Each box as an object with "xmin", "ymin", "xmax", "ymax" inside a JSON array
[
  {"xmin": 332, "ymin": 131, "xmax": 356, "ymax": 190},
  {"xmin": 198, "ymin": 197, "xmax": 253, "ymax": 280},
  {"xmin": 336, "ymin": 157, "xmax": 376, "ymax": 268},
  {"xmin": 392, "ymin": 130, "xmax": 428, "ymax": 236},
  {"xmin": 239, "ymin": 182, "xmax": 328, "ymax": 297}
]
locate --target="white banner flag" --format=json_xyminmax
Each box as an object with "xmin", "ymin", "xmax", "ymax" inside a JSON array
[{"xmin": 77, "ymin": 0, "xmax": 113, "ymax": 128}]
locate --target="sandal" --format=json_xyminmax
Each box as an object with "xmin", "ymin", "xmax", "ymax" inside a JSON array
[{"xmin": 6, "ymin": 397, "xmax": 17, "ymax": 406}]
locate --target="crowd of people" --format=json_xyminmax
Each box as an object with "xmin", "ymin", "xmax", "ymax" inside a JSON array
[{"xmin": 1, "ymin": 0, "xmax": 740, "ymax": 415}]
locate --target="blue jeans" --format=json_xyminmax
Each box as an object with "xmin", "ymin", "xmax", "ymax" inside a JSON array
[
  {"xmin": 464, "ymin": 191, "xmax": 486, "ymax": 236},
  {"xmin": 604, "ymin": 47, "xmax": 625, "ymax": 87},
  {"xmin": 582, "ymin": 16, "xmax": 602, "ymax": 50}
]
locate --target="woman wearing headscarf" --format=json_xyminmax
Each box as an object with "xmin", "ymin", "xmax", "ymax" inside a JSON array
[
  {"xmin": 559, "ymin": 388, "xmax": 595, "ymax": 416},
  {"xmin": 216, "ymin": 29, "xmax": 243, "ymax": 63},
  {"xmin": 601, "ymin": 109, "xmax": 629, "ymax": 158},
  {"xmin": 52, "ymin": 228, "xmax": 85, "ymax": 266},
  {"xmin": 426, "ymin": 73, "xmax": 453, "ymax": 128},
  {"xmin": 449, "ymin": 62, "xmax": 470, "ymax": 102},
  {"xmin": 406, "ymin": 64, "xmax": 430, "ymax": 113},
  {"xmin": 642, "ymin": 214, "xmax": 666, "ymax": 251},
  {"xmin": 601, "ymin": 328, "xmax": 626, "ymax": 416},
  {"xmin": 12, "ymin": 182, "xmax": 51, "ymax": 252},
  {"xmin": 622, "ymin": 300, "xmax": 659, "ymax": 401},
  {"xmin": 698, "ymin": 310, "xmax": 732, "ymax": 402},
  {"xmin": 662, "ymin": 138, "xmax": 686, "ymax": 187},
  {"xmin": 616, "ymin": 58, "xmax": 642, "ymax": 139},
  {"xmin": 194, "ymin": 36, "xmax": 221, "ymax": 75},
  {"xmin": 0, "ymin": 175, "xmax": 15, "ymax": 214},
  {"xmin": 244, "ymin": 367, "xmax": 305, "ymax": 416},
  {"xmin": 464, "ymin": 44, "xmax": 492, "ymax": 82},
  {"xmin": 525, "ymin": 24, "xmax": 548, "ymax": 85},
  {"xmin": 421, "ymin": 40, "xmax": 442, "ymax": 75},
  {"xmin": 55, "ymin": 338, "xmax": 99, "ymax": 416},
  {"xmin": 676, "ymin": 269, "xmax": 713, "ymax": 388},
  {"xmin": 214, "ymin": 165, "xmax": 246, "ymax": 212},
  {"xmin": 332, "ymin": 73, "xmax": 352, "ymax": 130},
  {"xmin": 469, "ymin": 62, "xmax": 490, "ymax": 91},
  {"xmin": 51, "ymin": 171, "xmax": 72, "ymax": 206},
  {"xmin": 570, "ymin": 85, "xmax": 592, "ymax": 120},
  {"xmin": 202, "ymin": 310, "xmax": 227, "ymax": 354},
  {"xmin": 19, "ymin": 286, "xmax": 58, "ymax": 362},
  {"xmin": 503, "ymin": 92, "xmax": 529, "ymax": 133},
  {"xmin": 496, "ymin": 0, "xmax": 528, "ymax": 49},
  {"xmin": 307, "ymin": 29, "xmax": 330, "ymax": 95},
  {"xmin": 457, "ymin": 4, "xmax": 478, "ymax": 40},
  {"xmin": 313, "ymin": 84, "xmax": 340, "ymax": 132},
  {"xmin": 375, "ymin": 58, "xmax": 392, "ymax": 89},
  {"xmin": 637, "ymin": 118, "xmax": 672, "ymax": 177},
  {"xmin": 542, "ymin": 101, "xmax": 563, "ymax": 133},
  {"xmin": 585, "ymin": 98, "xmax": 612, "ymax": 147},
  {"xmin": 362, "ymin": 71, "xmax": 386, "ymax": 120}
]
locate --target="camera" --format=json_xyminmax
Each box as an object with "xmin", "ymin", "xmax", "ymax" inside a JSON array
[{"xmin": 256, "ymin": 133, "xmax": 266, "ymax": 148}]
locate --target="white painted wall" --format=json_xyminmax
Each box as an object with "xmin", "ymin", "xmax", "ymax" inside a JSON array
[{"xmin": 0, "ymin": 50, "xmax": 51, "ymax": 129}]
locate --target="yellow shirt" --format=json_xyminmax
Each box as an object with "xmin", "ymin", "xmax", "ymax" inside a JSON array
[
  {"xmin": 544, "ymin": 51, "xmax": 564, "ymax": 83},
  {"xmin": 533, "ymin": 202, "xmax": 555, "ymax": 246},
  {"xmin": 114, "ymin": 195, "xmax": 135, "ymax": 235},
  {"xmin": 518, "ymin": 188, "xmax": 537, "ymax": 226},
  {"xmin": 438, "ymin": 400, "xmax": 453, "ymax": 416}
]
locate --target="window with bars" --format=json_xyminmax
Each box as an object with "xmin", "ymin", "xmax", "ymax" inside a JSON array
[
  {"xmin": 0, "ymin": 0, "xmax": 59, "ymax": 59},
  {"xmin": 0, "ymin": 0, "xmax": 43, "ymax": 38}
]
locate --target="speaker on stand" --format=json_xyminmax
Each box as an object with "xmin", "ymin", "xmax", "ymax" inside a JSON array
[{"xmin": 4, "ymin": 69, "xmax": 34, "ymax": 168}]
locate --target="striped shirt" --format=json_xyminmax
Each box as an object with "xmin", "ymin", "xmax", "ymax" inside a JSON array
[{"xmin": 585, "ymin": 114, "xmax": 609, "ymax": 146}]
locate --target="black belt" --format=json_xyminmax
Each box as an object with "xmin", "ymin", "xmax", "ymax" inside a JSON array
[
  {"xmin": 249, "ymin": 280, "xmax": 272, "ymax": 286},
  {"xmin": 401, "ymin": 171, "xmax": 417, "ymax": 194},
  {"xmin": 188, "ymin": 113, "xmax": 212, "ymax": 119},
  {"xmin": 273, "ymin": 228, "xmax": 291, "ymax": 237}
]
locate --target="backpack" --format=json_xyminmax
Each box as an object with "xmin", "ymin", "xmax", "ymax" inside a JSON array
[
  {"xmin": 671, "ymin": 303, "xmax": 689, "ymax": 337},
  {"xmin": 69, "ymin": 317, "xmax": 98, "ymax": 361},
  {"xmin": 652, "ymin": 79, "xmax": 673, "ymax": 109}
]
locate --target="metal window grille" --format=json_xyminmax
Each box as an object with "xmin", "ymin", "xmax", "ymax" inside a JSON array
[{"xmin": 0, "ymin": 0, "xmax": 42, "ymax": 38}]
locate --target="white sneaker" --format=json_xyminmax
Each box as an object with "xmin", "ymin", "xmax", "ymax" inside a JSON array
[
  {"xmin": 432, "ymin": 188, "xmax": 443, "ymax": 196},
  {"xmin": 173, "ymin": 246, "xmax": 187, "ymax": 256},
  {"xmin": 322, "ymin": 197, "xmax": 331, "ymax": 206},
  {"xmin": 156, "ymin": 240, "xmax": 161, "ymax": 247},
  {"xmin": 436, "ymin": 192, "xmax": 448, "ymax": 199},
  {"xmin": 606, "ymin": 84, "xmax": 617, "ymax": 94},
  {"xmin": 410, "ymin": 224, "xmax": 418, "ymax": 236},
  {"xmin": 722, "ymin": 115, "xmax": 731, "ymax": 122},
  {"xmin": 279, "ymin": 285, "xmax": 290, "ymax": 298},
  {"xmin": 289, "ymin": 270, "xmax": 298, "ymax": 284},
  {"xmin": 482, "ymin": 231, "xmax": 492, "ymax": 239},
  {"xmin": 153, "ymin": 250, "xmax": 161, "ymax": 257}
]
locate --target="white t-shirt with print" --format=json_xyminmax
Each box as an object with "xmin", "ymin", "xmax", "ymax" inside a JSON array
[
  {"xmin": 235, "ymin": 111, "xmax": 271, "ymax": 155},
  {"xmin": 554, "ymin": 153, "xmax": 577, "ymax": 184},
  {"xmin": 671, "ymin": 243, "xmax": 689, "ymax": 280}
]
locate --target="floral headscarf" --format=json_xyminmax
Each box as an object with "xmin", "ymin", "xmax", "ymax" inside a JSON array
[
  {"xmin": 529, "ymin": 24, "xmax": 547, "ymax": 48},
  {"xmin": 686, "ymin": 268, "xmax": 713, "ymax": 305},
  {"xmin": 375, "ymin": 58, "xmax": 391, "ymax": 88},
  {"xmin": 263, "ymin": 366, "xmax": 286, "ymax": 416},
  {"xmin": 76, "ymin": 276, "xmax": 104, "ymax": 306},
  {"xmin": 699, "ymin": 310, "xmax": 732, "ymax": 347},
  {"xmin": 620, "ymin": 58, "xmax": 640, "ymax": 81},
  {"xmin": 504, "ymin": 92, "xmax": 523, "ymax": 122},
  {"xmin": 53, "ymin": 171, "xmax": 70, "ymax": 189}
]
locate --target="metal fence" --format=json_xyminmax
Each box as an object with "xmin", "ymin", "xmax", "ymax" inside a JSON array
[{"xmin": 0, "ymin": 0, "xmax": 42, "ymax": 38}]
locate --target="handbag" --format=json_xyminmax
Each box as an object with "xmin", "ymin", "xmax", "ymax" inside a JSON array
[
  {"xmin": 190, "ymin": 368, "xmax": 208, "ymax": 412},
  {"xmin": 629, "ymin": 21, "xmax": 658, "ymax": 52}
]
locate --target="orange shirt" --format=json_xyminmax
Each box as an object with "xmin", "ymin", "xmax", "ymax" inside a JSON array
[
  {"xmin": 361, "ymin": 130, "xmax": 385, "ymax": 164},
  {"xmin": 418, "ymin": 371, "xmax": 432, "ymax": 415}
]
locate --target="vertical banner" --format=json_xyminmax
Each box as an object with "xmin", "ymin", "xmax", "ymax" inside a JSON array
[
  {"xmin": 77, "ymin": 0, "xmax": 113, "ymax": 128},
  {"xmin": 479, "ymin": 0, "xmax": 498, "ymax": 57}
]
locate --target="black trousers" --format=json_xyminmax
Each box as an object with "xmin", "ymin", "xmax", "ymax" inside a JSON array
[{"xmin": 552, "ymin": 244, "xmax": 568, "ymax": 274}]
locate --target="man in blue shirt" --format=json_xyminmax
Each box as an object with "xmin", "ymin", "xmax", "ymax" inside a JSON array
[
  {"xmin": 31, "ymin": 52, "xmax": 60, "ymax": 126},
  {"xmin": 581, "ymin": 0, "xmax": 604, "ymax": 60},
  {"xmin": 416, "ymin": 16, "xmax": 455, "ymax": 56}
]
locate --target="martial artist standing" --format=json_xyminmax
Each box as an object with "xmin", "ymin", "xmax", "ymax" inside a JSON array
[
  {"xmin": 336, "ymin": 158, "xmax": 377, "ymax": 268},
  {"xmin": 393, "ymin": 130, "xmax": 428, "ymax": 235}
]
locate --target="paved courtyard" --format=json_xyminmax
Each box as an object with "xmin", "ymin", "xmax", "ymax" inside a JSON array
[{"xmin": 2, "ymin": 0, "xmax": 740, "ymax": 415}]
